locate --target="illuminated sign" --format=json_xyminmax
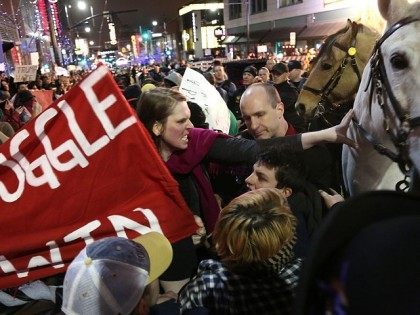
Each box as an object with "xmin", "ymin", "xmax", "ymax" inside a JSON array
[
  {"xmin": 108, "ymin": 23, "xmax": 117, "ymax": 45},
  {"xmin": 192, "ymin": 13, "xmax": 197, "ymax": 42},
  {"xmin": 179, "ymin": 3, "xmax": 223, "ymax": 16},
  {"xmin": 290, "ymin": 32, "xmax": 296, "ymax": 46}
]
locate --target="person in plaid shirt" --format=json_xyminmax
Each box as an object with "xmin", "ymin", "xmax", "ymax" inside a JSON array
[{"xmin": 179, "ymin": 188, "xmax": 302, "ymax": 314}]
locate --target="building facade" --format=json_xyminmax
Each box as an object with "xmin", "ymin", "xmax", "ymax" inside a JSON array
[
  {"xmin": 223, "ymin": 0, "xmax": 382, "ymax": 58},
  {"xmin": 179, "ymin": 2, "xmax": 226, "ymax": 60}
]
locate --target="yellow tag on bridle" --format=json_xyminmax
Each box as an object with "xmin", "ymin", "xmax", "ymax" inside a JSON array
[{"xmin": 348, "ymin": 47, "xmax": 357, "ymax": 56}]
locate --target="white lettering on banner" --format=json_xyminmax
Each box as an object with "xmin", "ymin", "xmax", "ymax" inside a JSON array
[
  {"xmin": 134, "ymin": 208, "xmax": 163, "ymax": 233},
  {"xmin": 0, "ymin": 65, "xmax": 136, "ymax": 203},
  {"xmin": 63, "ymin": 220, "xmax": 101, "ymax": 247},
  {"xmin": 79, "ymin": 65, "xmax": 137, "ymax": 140},
  {"xmin": 0, "ymin": 154, "xmax": 25, "ymax": 203},
  {"xmin": 0, "ymin": 241, "xmax": 65, "ymax": 279},
  {"xmin": 35, "ymin": 108, "xmax": 90, "ymax": 172},
  {"xmin": 109, "ymin": 208, "xmax": 163, "ymax": 237},
  {"xmin": 58, "ymin": 100, "xmax": 110, "ymax": 156},
  {"xmin": 10, "ymin": 129, "xmax": 60, "ymax": 190},
  {"xmin": 0, "ymin": 209, "xmax": 163, "ymax": 279}
]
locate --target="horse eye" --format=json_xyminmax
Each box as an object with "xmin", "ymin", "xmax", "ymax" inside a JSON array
[
  {"xmin": 390, "ymin": 53, "xmax": 409, "ymax": 70},
  {"xmin": 321, "ymin": 63, "xmax": 333, "ymax": 70}
]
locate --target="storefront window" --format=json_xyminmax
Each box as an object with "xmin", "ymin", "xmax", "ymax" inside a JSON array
[
  {"xmin": 229, "ymin": 0, "xmax": 242, "ymax": 20},
  {"xmin": 277, "ymin": 0, "xmax": 303, "ymax": 8},
  {"xmin": 251, "ymin": 0, "xmax": 267, "ymax": 14}
]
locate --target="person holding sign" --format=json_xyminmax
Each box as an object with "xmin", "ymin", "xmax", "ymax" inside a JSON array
[{"xmin": 136, "ymin": 87, "xmax": 356, "ymax": 294}]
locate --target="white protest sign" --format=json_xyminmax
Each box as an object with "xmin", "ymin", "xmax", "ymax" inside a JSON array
[
  {"xmin": 14, "ymin": 65, "xmax": 38, "ymax": 82},
  {"xmin": 180, "ymin": 67, "xmax": 230, "ymax": 134}
]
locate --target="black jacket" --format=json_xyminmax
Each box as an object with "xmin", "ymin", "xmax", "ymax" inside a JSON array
[{"xmin": 274, "ymin": 81, "xmax": 306, "ymax": 132}]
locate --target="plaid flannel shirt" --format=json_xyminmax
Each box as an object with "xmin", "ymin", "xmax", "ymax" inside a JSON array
[{"xmin": 179, "ymin": 258, "xmax": 302, "ymax": 315}]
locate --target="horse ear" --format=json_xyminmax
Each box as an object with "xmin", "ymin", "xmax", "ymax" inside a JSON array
[
  {"xmin": 377, "ymin": 0, "xmax": 391, "ymax": 21},
  {"xmin": 378, "ymin": 0, "xmax": 412, "ymax": 25}
]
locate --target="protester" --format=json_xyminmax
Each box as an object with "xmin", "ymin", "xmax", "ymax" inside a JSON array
[
  {"xmin": 202, "ymin": 71, "xmax": 238, "ymax": 136},
  {"xmin": 179, "ymin": 188, "xmax": 302, "ymax": 314},
  {"xmin": 137, "ymin": 87, "xmax": 355, "ymax": 293},
  {"xmin": 163, "ymin": 71, "xmax": 183, "ymax": 88},
  {"xmin": 271, "ymin": 62, "xmax": 306, "ymax": 132},
  {"xmin": 287, "ymin": 60, "xmax": 305, "ymax": 91},
  {"xmin": 229, "ymin": 65, "xmax": 257, "ymax": 121},
  {"xmin": 258, "ymin": 66, "xmax": 272, "ymax": 84},
  {"xmin": 265, "ymin": 58, "xmax": 276, "ymax": 71},
  {"xmin": 245, "ymin": 148, "xmax": 324, "ymax": 257},
  {"xmin": 13, "ymin": 90, "xmax": 42, "ymax": 120},
  {"xmin": 62, "ymin": 232, "xmax": 173, "ymax": 315},
  {"xmin": 0, "ymin": 90, "xmax": 22, "ymax": 131},
  {"xmin": 213, "ymin": 64, "xmax": 236, "ymax": 101},
  {"xmin": 240, "ymin": 83, "xmax": 334, "ymax": 190},
  {"xmin": 55, "ymin": 76, "xmax": 73, "ymax": 98},
  {"xmin": 123, "ymin": 84, "xmax": 142, "ymax": 110}
]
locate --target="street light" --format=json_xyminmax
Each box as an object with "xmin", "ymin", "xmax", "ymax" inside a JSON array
[
  {"xmin": 77, "ymin": 1, "xmax": 87, "ymax": 10},
  {"xmin": 84, "ymin": 26, "xmax": 91, "ymax": 33},
  {"xmin": 152, "ymin": 20, "xmax": 158, "ymax": 26}
]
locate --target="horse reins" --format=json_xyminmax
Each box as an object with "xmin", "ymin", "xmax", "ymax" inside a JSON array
[
  {"xmin": 352, "ymin": 16, "xmax": 420, "ymax": 191},
  {"xmin": 303, "ymin": 22, "xmax": 361, "ymax": 125}
]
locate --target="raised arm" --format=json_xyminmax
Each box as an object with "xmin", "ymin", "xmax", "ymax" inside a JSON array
[
  {"xmin": 301, "ymin": 109, "xmax": 357, "ymax": 149},
  {"xmin": 208, "ymin": 134, "xmax": 302, "ymax": 164},
  {"xmin": 208, "ymin": 109, "xmax": 356, "ymax": 163}
]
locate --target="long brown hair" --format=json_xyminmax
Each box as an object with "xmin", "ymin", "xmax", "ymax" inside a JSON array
[{"xmin": 136, "ymin": 87, "xmax": 186, "ymax": 151}]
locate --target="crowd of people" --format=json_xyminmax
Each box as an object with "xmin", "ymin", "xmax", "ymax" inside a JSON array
[{"xmin": 1, "ymin": 56, "xmax": 418, "ymax": 315}]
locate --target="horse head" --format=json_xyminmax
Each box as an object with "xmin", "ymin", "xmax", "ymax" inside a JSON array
[
  {"xmin": 296, "ymin": 20, "xmax": 380, "ymax": 121},
  {"xmin": 375, "ymin": 0, "xmax": 420, "ymax": 186},
  {"xmin": 343, "ymin": 0, "xmax": 420, "ymax": 195}
]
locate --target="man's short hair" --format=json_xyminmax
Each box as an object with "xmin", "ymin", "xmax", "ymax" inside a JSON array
[
  {"xmin": 62, "ymin": 232, "xmax": 172, "ymax": 315},
  {"xmin": 213, "ymin": 60, "xmax": 222, "ymax": 66},
  {"xmin": 271, "ymin": 62, "xmax": 289, "ymax": 75},
  {"xmin": 287, "ymin": 60, "xmax": 303, "ymax": 71},
  {"xmin": 257, "ymin": 149, "xmax": 307, "ymax": 193},
  {"xmin": 213, "ymin": 188, "xmax": 296, "ymax": 267}
]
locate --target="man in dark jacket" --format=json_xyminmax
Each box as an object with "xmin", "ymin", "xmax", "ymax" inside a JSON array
[
  {"xmin": 213, "ymin": 64, "xmax": 236, "ymax": 101},
  {"xmin": 228, "ymin": 65, "xmax": 257, "ymax": 121},
  {"xmin": 271, "ymin": 63, "xmax": 306, "ymax": 132}
]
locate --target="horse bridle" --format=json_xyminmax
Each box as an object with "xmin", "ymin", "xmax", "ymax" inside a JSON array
[
  {"xmin": 303, "ymin": 22, "xmax": 361, "ymax": 124},
  {"xmin": 352, "ymin": 16, "xmax": 420, "ymax": 191}
]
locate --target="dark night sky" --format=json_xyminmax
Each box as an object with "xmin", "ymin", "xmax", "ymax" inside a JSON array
[
  {"xmin": 66, "ymin": 0, "xmax": 194, "ymax": 42},
  {"xmin": 107, "ymin": 0, "xmax": 192, "ymax": 30}
]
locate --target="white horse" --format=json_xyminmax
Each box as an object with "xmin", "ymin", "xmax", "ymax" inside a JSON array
[{"xmin": 343, "ymin": 0, "xmax": 420, "ymax": 195}]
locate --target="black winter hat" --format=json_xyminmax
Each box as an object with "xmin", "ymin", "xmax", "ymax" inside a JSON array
[{"xmin": 243, "ymin": 65, "xmax": 257, "ymax": 77}]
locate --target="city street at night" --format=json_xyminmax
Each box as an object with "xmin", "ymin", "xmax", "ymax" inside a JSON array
[{"xmin": 0, "ymin": 0, "xmax": 419, "ymax": 314}]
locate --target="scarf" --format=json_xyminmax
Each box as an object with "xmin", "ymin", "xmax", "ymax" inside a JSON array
[{"xmin": 166, "ymin": 128, "xmax": 229, "ymax": 233}]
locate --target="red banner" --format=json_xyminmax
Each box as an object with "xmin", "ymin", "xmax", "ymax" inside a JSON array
[{"xmin": 0, "ymin": 65, "xmax": 197, "ymax": 289}]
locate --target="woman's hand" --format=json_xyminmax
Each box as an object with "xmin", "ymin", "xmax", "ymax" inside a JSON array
[{"xmin": 192, "ymin": 215, "xmax": 206, "ymax": 246}]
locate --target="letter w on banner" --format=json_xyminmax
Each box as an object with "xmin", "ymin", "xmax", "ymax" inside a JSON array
[{"xmin": 0, "ymin": 65, "xmax": 197, "ymax": 289}]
